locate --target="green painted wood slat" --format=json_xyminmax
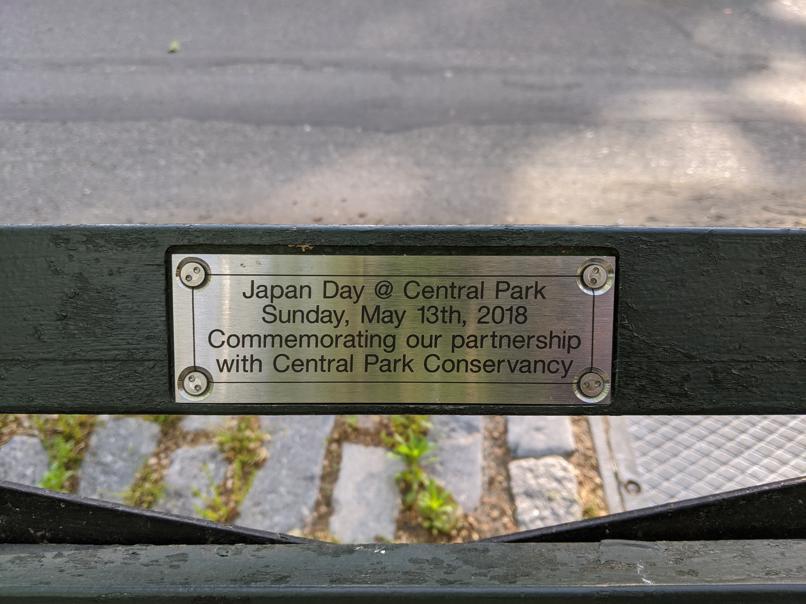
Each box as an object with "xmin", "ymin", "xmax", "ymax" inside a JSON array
[{"xmin": 0, "ymin": 225, "xmax": 803, "ymax": 414}]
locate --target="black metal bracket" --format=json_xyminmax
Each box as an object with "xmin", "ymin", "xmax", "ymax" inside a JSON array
[{"xmin": 2, "ymin": 475, "xmax": 803, "ymax": 545}]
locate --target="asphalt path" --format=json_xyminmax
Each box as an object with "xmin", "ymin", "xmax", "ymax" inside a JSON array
[{"xmin": 2, "ymin": 0, "xmax": 805, "ymax": 225}]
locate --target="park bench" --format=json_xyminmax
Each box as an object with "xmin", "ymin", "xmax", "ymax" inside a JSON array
[{"xmin": 0, "ymin": 224, "xmax": 803, "ymax": 602}]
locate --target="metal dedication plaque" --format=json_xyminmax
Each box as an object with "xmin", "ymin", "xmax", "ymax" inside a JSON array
[{"xmin": 171, "ymin": 254, "xmax": 616, "ymax": 405}]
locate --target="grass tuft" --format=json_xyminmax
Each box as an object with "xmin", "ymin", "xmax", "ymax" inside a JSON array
[
  {"xmin": 200, "ymin": 417, "xmax": 268, "ymax": 523},
  {"xmin": 143, "ymin": 415, "xmax": 180, "ymax": 427},
  {"xmin": 122, "ymin": 416, "xmax": 182, "ymax": 508},
  {"xmin": 383, "ymin": 415, "xmax": 459, "ymax": 535},
  {"xmin": 0, "ymin": 414, "xmax": 25, "ymax": 445},
  {"xmin": 33, "ymin": 415, "xmax": 96, "ymax": 492}
]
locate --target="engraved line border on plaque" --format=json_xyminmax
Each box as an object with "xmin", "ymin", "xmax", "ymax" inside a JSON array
[
  {"xmin": 191, "ymin": 288, "xmax": 197, "ymax": 367},
  {"xmin": 591, "ymin": 292, "xmax": 595, "ymax": 368},
  {"xmin": 209, "ymin": 273, "xmax": 581, "ymax": 277},
  {"xmin": 187, "ymin": 269, "xmax": 597, "ymax": 387},
  {"xmin": 216, "ymin": 381, "xmax": 577, "ymax": 384}
]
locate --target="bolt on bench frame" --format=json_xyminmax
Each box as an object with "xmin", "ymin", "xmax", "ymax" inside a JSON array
[{"xmin": 0, "ymin": 225, "xmax": 803, "ymax": 602}]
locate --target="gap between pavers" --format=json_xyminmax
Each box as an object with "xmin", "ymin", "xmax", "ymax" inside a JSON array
[
  {"xmin": 0, "ymin": 435, "xmax": 49, "ymax": 487},
  {"xmin": 329, "ymin": 443, "xmax": 403, "ymax": 543},
  {"xmin": 78, "ymin": 417, "xmax": 160, "ymax": 502},
  {"xmin": 237, "ymin": 415, "xmax": 335, "ymax": 533}
]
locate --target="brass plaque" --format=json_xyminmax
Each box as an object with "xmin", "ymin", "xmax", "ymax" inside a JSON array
[{"xmin": 171, "ymin": 254, "xmax": 615, "ymax": 405}]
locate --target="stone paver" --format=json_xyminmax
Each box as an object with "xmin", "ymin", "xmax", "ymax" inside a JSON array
[
  {"xmin": 0, "ymin": 435, "xmax": 49, "ymax": 486},
  {"xmin": 78, "ymin": 417, "xmax": 160, "ymax": 501},
  {"xmin": 330, "ymin": 443, "xmax": 402, "ymax": 543},
  {"xmin": 509, "ymin": 456, "xmax": 582, "ymax": 530},
  {"xmin": 238, "ymin": 415, "xmax": 335, "ymax": 533},
  {"xmin": 180, "ymin": 415, "xmax": 231, "ymax": 434},
  {"xmin": 507, "ymin": 416, "xmax": 576, "ymax": 459},
  {"xmin": 157, "ymin": 444, "xmax": 227, "ymax": 518},
  {"xmin": 427, "ymin": 415, "xmax": 483, "ymax": 511}
]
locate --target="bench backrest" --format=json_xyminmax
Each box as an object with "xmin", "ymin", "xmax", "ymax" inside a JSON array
[{"xmin": 1, "ymin": 225, "xmax": 803, "ymax": 415}]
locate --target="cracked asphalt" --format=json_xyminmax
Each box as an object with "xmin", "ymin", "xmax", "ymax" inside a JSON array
[{"xmin": 1, "ymin": 0, "xmax": 805, "ymax": 226}]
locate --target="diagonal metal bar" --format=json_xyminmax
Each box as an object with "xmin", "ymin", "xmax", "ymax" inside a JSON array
[
  {"xmin": 0, "ymin": 480, "xmax": 314, "ymax": 545},
  {"xmin": 484, "ymin": 477, "xmax": 806, "ymax": 543}
]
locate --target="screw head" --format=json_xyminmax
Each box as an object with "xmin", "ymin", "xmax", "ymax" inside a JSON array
[
  {"xmin": 577, "ymin": 369, "xmax": 607, "ymax": 399},
  {"xmin": 581, "ymin": 263, "xmax": 607, "ymax": 290},
  {"xmin": 624, "ymin": 480, "xmax": 642, "ymax": 495},
  {"xmin": 178, "ymin": 260, "xmax": 208, "ymax": 288},
  {"xmin": 182, "ymin": 369, "xmax": 210, "ymax": 397}
]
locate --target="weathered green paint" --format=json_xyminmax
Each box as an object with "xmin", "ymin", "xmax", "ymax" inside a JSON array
[
  {"xmin": 0, "ymin": 541, "xmax": 803, "ymax": 602},
  {"xmin": 0, "ymin": 225, "xmax": 804, "ymax": 414}
]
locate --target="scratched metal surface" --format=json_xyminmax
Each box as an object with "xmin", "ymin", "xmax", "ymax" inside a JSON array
[
  {"xmin": 621, "ymin": 415, "xmax": 806, "ymax": 510},
  {"xmin": 171, "ymin": 253, "xmax": 615, "ymax": 406}
]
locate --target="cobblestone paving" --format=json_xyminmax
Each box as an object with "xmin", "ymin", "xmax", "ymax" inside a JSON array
[
  {"xmin": 0, "ymin": 413, "xmax": 587, "ymax": 540},
  {"xmin": 0, "ymin": 435, "xmax": 49, "ymax": 487},
  {"xmin": 179, "ymin": 415, "xmax": 232, "ymax": 434},
  {"xmin": 427, "ymin": 415, "xmax": 483, "ymax": 511},
  {"xmin": 330, "ymin": 443, "xmax": 402, "ymax": 542},
  {"xmin": 509, "ymin": 456, "xmax": 581, "ymax": 528},
  {"xmin": 238, "ymin": 415, "xmax": 335, "ymax": 533},
  {"xmin": 78, "ymin": 417, "xmax": 160, "ymax": 502},
  {"xmin": 507, "ymin": 416, "xmax": 575, "ymax": 459},
  {"xmin": 506, "ymin": 415, "xmax": 582, "ymax": 529},
  {"xmin": 157, "ymin": 443, "xmax": 228, "ymax": 517}
]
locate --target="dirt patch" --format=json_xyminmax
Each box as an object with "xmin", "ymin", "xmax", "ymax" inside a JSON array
[
  {"xmin": 210, "ymin": 416, "xmax": 269, "ymax": 523},
  {"xmin": 123, "ymin": 416, "xmax": 215, "ymax": 509},
  {"xmin": 570, "ymin": 416, "xmax": 608, "ymax": 518},
  {"xmin": 343, "ymin": 415, "xmax": 390, "ymax": 448},
  {"xmin": 32, "ymin": 414, "xmax": 96, "ymax": 493},
  {"xmin": 472, "ymin": 415, "xmax": 519, "ymax": 538},
  {"xmin": 0, "ymin": 414, "xmax": 37, "ymax": 446},
  {"xmin": 305, "ymin": 416, "xmax": 351, "ymax": 541}
]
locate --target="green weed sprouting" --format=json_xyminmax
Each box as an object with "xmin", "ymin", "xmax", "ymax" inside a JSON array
[
  {"xmin": 384, "ymin": 415, "xmax": 459, "ymax": 535},
  {"xmin": 33, "ymin": 415, "xmax": 96, "ymax": 492},
  {"xmin": 200, "ymin": 417, "xmax": 268, "ymax": 523},
  {"xmin": 417, "ymin": 479, "xmax": 459, "ymax": 535},
  {"xmin": 122, "ymin": 416, "xmax": 180, "ymax": 509}
]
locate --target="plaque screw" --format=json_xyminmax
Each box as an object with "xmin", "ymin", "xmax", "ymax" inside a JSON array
[
  {"xmin": 182, "ymin": 369, "xmax": 210, "ymax": 397},
  {"xmin": 581, "ymin": 263, "xmax": 607, "ymax": 290},
  {"xmin": 578, "ymin": 370, "xmax": 606, "ymax": 398},
  {"xmin": 178, "ymin": 260, "xmax": 208, "ymax": 288}
]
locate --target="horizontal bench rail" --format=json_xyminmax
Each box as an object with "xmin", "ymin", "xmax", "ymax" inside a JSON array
[
  {"xmin": 1, "ymin": 225, "xmax": 804, "ymax": 414},
  {"xmin": 0, "ymin": 541, "xmax": 804, "ymax": 602}
]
